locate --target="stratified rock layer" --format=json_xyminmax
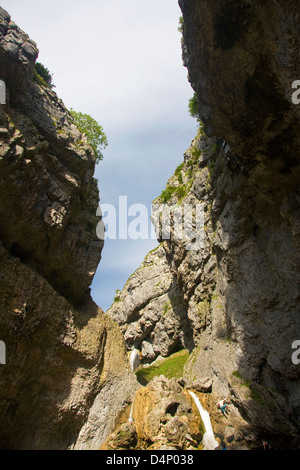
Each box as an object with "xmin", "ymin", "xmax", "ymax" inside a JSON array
[{"xmin": 0, "ymin": 8, "xmax": 138, "ymax": 449}]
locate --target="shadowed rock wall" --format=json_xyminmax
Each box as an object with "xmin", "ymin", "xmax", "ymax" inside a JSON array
[{"xmin": 0, "ymin": 7, "xmax": 139, "ymax": 449}]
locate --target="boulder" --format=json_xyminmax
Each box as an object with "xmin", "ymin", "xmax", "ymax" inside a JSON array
[{"xmin": 187, "ymin": 378, "xmax": 213, "ymax": 394}]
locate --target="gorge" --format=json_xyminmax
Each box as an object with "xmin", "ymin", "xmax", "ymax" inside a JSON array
[{"xmin": 0, "ymin": 0, "xmax": 300, "ymax": 451}]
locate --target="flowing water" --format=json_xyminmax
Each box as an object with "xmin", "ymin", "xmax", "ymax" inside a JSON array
[
  {"xmin": 129, "ymin": 349, "xmax": 140, "ymax": 372},
  {"xmin": 128, "ymin": 402, "xmax": 134, "ymax": 424},
  {"xmin": 188, "ymin": 391, "xmax": 219, "ymax": 450},
  {"xmin": 128, "ymin": 349, "xmax": 140, "ymax": 423}
]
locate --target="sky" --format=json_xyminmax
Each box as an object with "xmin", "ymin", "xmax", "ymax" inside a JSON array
[{"xmin": 1, "ymin": 0, "xmax": 198, "ymax": 311}]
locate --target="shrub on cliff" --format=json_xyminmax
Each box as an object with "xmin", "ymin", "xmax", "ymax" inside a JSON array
[
  {"xmin": 33, "ymin": 62, "xmax": 55, "ymax": 89},
  {"xmin": 178, "ymin": 16, "xmax": 184, "ymax": 33},
  {"xmin": 69, "ymin": 108, "xmax": 108, "ymax": 163},
  {"xmin": 188, "ymin": 93, "xmax": 200, "ymax": 121}
]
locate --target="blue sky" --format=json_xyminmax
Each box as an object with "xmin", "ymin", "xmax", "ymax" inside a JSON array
[{"xmin": 2, "ymin": 0, "xmax": 198, "ymax": 311}]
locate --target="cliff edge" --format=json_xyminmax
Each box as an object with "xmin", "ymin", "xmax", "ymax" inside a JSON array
[{"xmin": 0, "ymin": 7, "xmax": 138, "ymax": 450}]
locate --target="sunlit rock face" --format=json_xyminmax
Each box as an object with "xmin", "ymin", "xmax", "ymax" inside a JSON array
[
  {"xmin": 107, "ymin": 243, "xmax": 194, "ymax": 363},
  {"xmin": 0, "ymin": 7, "xmax": 139, "ymax": 450},
  {"xmin": 101, "ymin": 375, "xmax": 204, "ymax": 451}
]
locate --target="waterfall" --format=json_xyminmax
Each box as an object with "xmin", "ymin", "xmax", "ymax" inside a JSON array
[
  {"xmin": 188, "ymin": 391, "xmax": 219, "ymax": 450},
  {"xmin": 128, "ymin": 402, "xmax": 134, "ymax": 424},
  {"xmin": 127, "ymin": 349, "xmax": 140, "ymax": 424},
  {"xmin": 129, "ymin": 348, "xmax": 140, "ymax": 372}
]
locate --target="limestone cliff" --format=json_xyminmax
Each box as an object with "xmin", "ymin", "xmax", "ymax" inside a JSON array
[
  {"xmin": 1, "ymin": 1, "xmax": 300, "ymax": 451},
  {"xmin": 106, "ymin": 0, "xmax": 300, "ymax": 450},
  {"xmin": 0, "ymin": 8, "xmax": 138, "ymax": 450},
  {"xmin": 107, "ymin": 243, "xmax": 194, "ymax": 362}
]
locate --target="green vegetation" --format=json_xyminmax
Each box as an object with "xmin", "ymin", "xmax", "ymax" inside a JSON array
[
  {"xmin": 114, "ymin": 289, "xmax": 121, "ymax": 303},
  {"xmin": 191, "ymin": 146, "xmax": 201, "ymax": 160},
  {"xmin": 207, "ymin": 159, "xmax": 215, "ymax": 177},
  {"xmin": 159, "ymin": 182, "xmax": 190, "ymax": 204},
  {"xmin": 159, "ymin": 185, "xmax": 178, "ymax": 203},
  {"xmin": 188, "ymin": 93, "xmax": 207, "ymax": 136},
  {"xmin": 178, "ymin": 16, "xmax": 184, "ymax": 33},
  {"xmin": 175, "ymin": 163, "xmax": 184, "ymax": 176},
  {"xmin": 175, "ymin": 185, "xmax": 187, "ymax": 200},
  {"xmin": 188, "ymin": 93, "xmax": 202, "ymax": 124},
  {"xmin": 197, "ymin": 300, "xmax": 210, "ymax": 319},
  {"xmin": 250, "ymin": 387, "xmax": 265, "ymax": 406},
  {"xmin": 33, "ymin": 62, "xmax": 55, "ymax": 89},
  {"xmin": 212, "ymin": 143, "xmax": 220, "ymax": 154},
  {"xmin": 136, "ymin": 349, "xmax": 189, "ymax": 384},
  {"xmin": 232, "ymin": 370, "xmax": 242, "ymax": 379},
  {"xmin": 175, "ymin": 163, "xmax": 184, "ymax": 184},
  {"xmin": 163, "ymin": 302, "xmax": 171, "ymax": 316},
  {"xmin": 69, "ymin": 108, "xmax": 108, "ymax": 163},
  {"xmin": 186, "ymin": 147, "xmax": 201, "ymax": 169},
  {"xmin": 232, "ymin": 371, "xmax": 265, "ymax": 405}
]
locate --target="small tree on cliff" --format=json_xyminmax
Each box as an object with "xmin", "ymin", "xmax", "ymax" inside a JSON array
[
  {"xmin": 188, "ymin": 92, "xmax": 205, "ymax": 133},
  {"xmin": 33, "ymin": 62, "xmax": 55, "ymax": 89},
  {"xmin": 188, "ymin": 93, "xmax": 200, "ymax": 121},
  {"xmin": 69, "ymin": 108, "xmax": 108, "ymax": 163}
]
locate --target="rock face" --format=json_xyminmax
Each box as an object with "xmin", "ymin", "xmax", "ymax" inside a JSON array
[
  {"xmin": 0, "ymin": 8, "xmax": 138, "ymax": 449},
  {"xmin": 179, "ymin": 0, "xmax": 300, "ymax": 159},
  {"xmin": 107, "ymin": 244, "xmax": 194, "ymax": 363},
  {"xmin": 102, "ymin": 376, "xmax": 204, "ymax": 450},
  {"xmin": 1, "ymin": 1, "xmax": 300, "ymax": 451},
  {"xmin": 178, "ymin": 0, "xmax": 300, "ymax": 448},
  {"xmin": 0, "ymin": 8, "xmax": 102, "ymax": 305},
  {"xmin": 107, "ymin": 0, "xmax": 300, "ymax": 449},
  {"xmin": 0, "ymin": 8, "xmax": 38, "ymax": 104}
]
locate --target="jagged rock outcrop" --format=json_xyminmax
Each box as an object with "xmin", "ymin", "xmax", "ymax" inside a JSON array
[
  {"xmin": 0, "ymin": 8, "xmax": 139, "ymax": 449},
  {"xmin": 0, "ymin": 7, "xmax": 102, "ymax": 305},
  {"xmin": 102, "ymin": 375, "xmax": 204, "ymax": 450},
  {"xmin": 107, "ymin": 244, "xmax": 194, "ymax": 362},
  {"xmin": 107, "ymin": 0, "xmax": 300, "ymax": 449}
]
